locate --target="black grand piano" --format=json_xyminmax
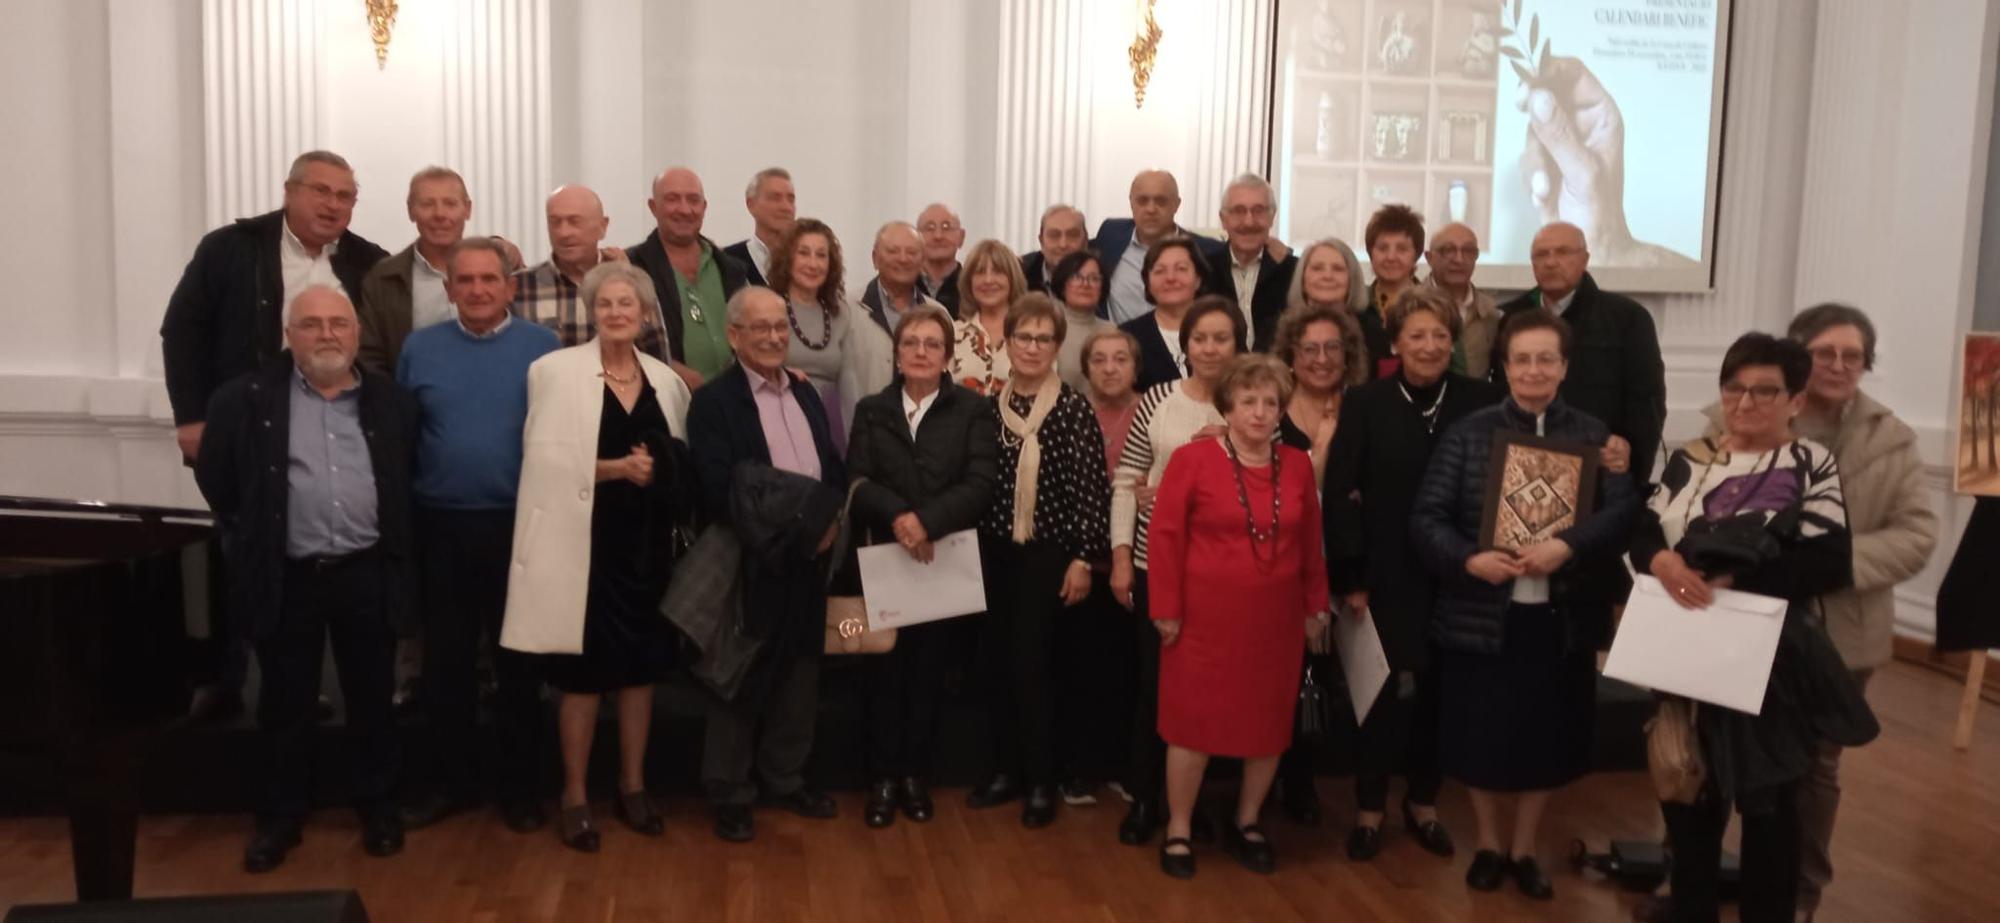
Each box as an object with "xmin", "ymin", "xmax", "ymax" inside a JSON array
[{"xmin": 0, "ymin": 496, "xmax": 215, "ymax": 901}]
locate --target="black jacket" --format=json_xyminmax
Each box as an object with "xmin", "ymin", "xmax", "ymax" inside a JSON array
[
  {"xmin": 720, "ymin": 239, "xmax": 768, "ymax": 287},
  {"xmin": 1019, "ymin": 251, "xmax": 1055, "ymax": 296},
  {"xmin": 1121, "ymin": 312, "xmax": 1185, "ymax": 394},
  {"xmin": 1498, "ymin": 272, "xmax": 1667, "ymax": 479},
  {"xmin": 192, "ymin": 357, "xmax": 418, "ymax": 641},
  {"xmin": 1409, "ymin": 397, "xmax": 1639, "ymax": 656},
  {"xmin": 1208, "ymin": 248, "xmax": 1298, "ymax": 352},
  {"xmin": 627, "ymin": 231, "xmax": 750, "ymax": 364},
  {"xmin": 845, "ymin": 379, "xmax": 999, "ymax": 543},
  {"xmin": 1323, "ymin": 373, "xmax": 1502, "ymax": 671},
  {"xmin": 162, "ymin": 209, "xmax": 389, "ymax": 424},
  {"xmin": 920, "ymin": 265, "xmax": 963, "ymax": 315}
]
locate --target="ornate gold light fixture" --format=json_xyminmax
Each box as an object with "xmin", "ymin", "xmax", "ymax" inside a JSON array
[
  {"xmin": 365, "ymin": 0, "xmax": 399, "ymax": 69},
  {"xmin": 1128, "ymin": 0, "xmax": 1162, "ymax": 108}
]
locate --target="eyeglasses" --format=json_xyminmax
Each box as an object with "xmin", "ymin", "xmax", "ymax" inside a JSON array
[
  {"xmin": 1430, "ymin": 245, "xmax": 1480, "ymax": 260},
  {"xmin": 289, "ymin": 181, "xmax": 358, "ymax": 205},
  {"xmin": 1222, "ymin": 204, "xmax": 1272, "ymax": 220},
  {"xmin": 1295, "ymin": 341, "xmax": 1343, "ymax": 359},
  {"xmin": 898, "ymin": 336, "xmax": 947, "ymax": 353},
  {"xmin": 918, "ymin": 221, "xmax": 960, "ymax": 234},
  {"xmin": 1068, "ymin": 274, "xmax": 1103, "ymax": 286},
  {"xmin": 1721, "ymin": 383, "xmax": 1786, "ymax": 406},
  {"xmin": 1010, "ymin": 332, "xmax": 1057, "ymax": 348},
  {"xmin": 1808, "ymin": 346, "xmax": 1866, "ymax": 369},
  {"xmin": 289, "ymin": 317, "xmax": 355, "ymax": 334},
  {"xmin": 732, "ymin": 321, "xmax": 788, "ymax": 338}
]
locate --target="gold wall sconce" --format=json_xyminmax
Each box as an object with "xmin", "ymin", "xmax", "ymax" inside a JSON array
[
  {"xmin": 1128, "ymin": 0, "xmax": 1161, "ymax": 108},
  {"xmin": 366, "ymin": 0, "xmax": 398, "ymax": 69}
]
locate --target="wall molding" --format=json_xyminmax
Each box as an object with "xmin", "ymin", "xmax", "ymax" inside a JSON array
[{"xmin": 202, "ymin": 0, "xmax": 323, "ymax": 225}]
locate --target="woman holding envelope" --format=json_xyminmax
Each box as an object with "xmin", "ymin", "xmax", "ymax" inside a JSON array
[
  {"xmin": 844, "ymin": 303, "xmax": 999, "ymax": 830},
  {"xmin": 1410, "ymin": 309, "xmax": 1638, "ymax": 901},
  {"xmin": 1321, "ymin": 287, "xmax": 1498, "ymax": 850},
  {"xmin": 1629, "ymin": 332, "xmax": 1873, "ymax": 923},
  {"xmin": 970, "ymin": 293, "xmax": 1110, "ymax": 828}
]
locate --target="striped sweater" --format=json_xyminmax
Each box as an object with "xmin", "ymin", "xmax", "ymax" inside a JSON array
[{"xmin": 1110, "ymin": 380, "xmax": 1225, "ymax": 570}]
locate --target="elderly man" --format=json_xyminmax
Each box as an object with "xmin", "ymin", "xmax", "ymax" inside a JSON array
[
  {"xmin": 514, "ymin": 185, "xmax": 671, "ymax": 360},
  {"xmin": 628, "ymin": 167, "xmax": 750, "ymax": 384},
  {"xmin": 1209, "ymin": 174, "xmax": 1296, "ymax": 350},
  {"xmin": 164, "ymin": 150, "xmax": 390, "ymax": 464},
  {"xmin": 1499, "ymin": 221, "xmax": 1666, "ymax": 479},
  {"xmin": 915, "ymin": 203, "xmax": 967, "ymax": 314},
  {"xmin": 354, "ymin": 166, "xmax": 517, "ymax": 375},
  {"xmin": 859, "ymin": 221, "xmax": 943, "ymax": 334},
  {"xmin": 193, "ymin": 286, "xmax": 418, "ymax": 873},
  {"xmin": 394, "ymin": 239, "xmax": 559, "ymax": 834},
  {"xmin": 1020, "ymin": 204, "xmax": 1088, "ymax": 296},
  {"xmin": 723, "ymin": 167, "xmax": 796, "ymax": 287},
  {"xmin": 686, "ymin": 286, "xmax": 847, "ymax": 844},
  {"xmin": 1423, "ymin": 222, "xmax": 1500, "ymax": 379},
  {"xmin": 1093, "ymin": 169, "xmax": 1226, "ymax": 325}
]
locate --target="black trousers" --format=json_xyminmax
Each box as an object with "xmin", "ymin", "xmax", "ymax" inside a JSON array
[
  {"xmin": 978, "ymin": 539, "xmax": 1069, "ymax": 787},
  {"xmin": 1125, "ymin": 569, "xmax": 1165, "ymax": 804},
  {"xmin": 703, "ymin": 654, "xmax": 819, "ymax": 806},
  {"xmin": 1352, "ymin": 660, "xmax": 1444, "ymax": 812},
  {"xmin": 1276, "ymin": 651, "xmax": 1339, "ymax": 800},
  {"xmin": 1663, "ymin": 782, "xmax": 1802, "ymax": 923},
  {"xmin": 256, "ymin": 551, "xmax": 398, "ymax": 826},
  {"xmin": 1055, "ymin": 574, "xmax": 1137, "ymax": 783},
  {"xmin": 415, "ymin": 507, "xmax": 543, "ymax": 804},
  {"xmin": 865, "ymin": 620, "xmax": 951, "ymax": 779}
]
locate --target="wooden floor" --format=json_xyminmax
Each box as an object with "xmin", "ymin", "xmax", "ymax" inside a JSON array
[{"xmin": 2, "ymin": 662, "xmax": 1996, "ymax": 922}]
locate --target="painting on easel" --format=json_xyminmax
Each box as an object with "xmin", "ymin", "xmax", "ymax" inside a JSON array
[{"xmin": 1954, "ymin": 333, "xmax": 2000, "ymax": 496}]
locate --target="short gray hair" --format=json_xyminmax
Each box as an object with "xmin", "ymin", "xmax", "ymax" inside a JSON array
[
  {"xmin": 579, "ymin": 262, "xmax": 659, "ymax": 318},
  {"xmin": 874, "ymin": 220, "xmax": 918, "ymax": 248},
  {"xmin": 288, "ymin": 150, "xmax": 354, "ymax": 184},
  {"xmin": 745, "ymin": 167, "xmax": 792, "ymax": 200},
  {"xmin": 1223, "ymin": 172, "xmax": 1274, "ymax": 206},
  {"xmin": 445, "ymin": 237, "xmax": 511, "ymax": 276},
  {"xmin": 726, "ymin": 285, "xmax": 783, "ymax": 326},
  {"xmin": 407, "ymin": 165, "xmax": 467, "ymax": 204},
  {"xmin": 1039, "ymin": 203, "xmax": 1086, "ymax": 231},
  {"xmin": 282, "ymin": 284, "xmax": 355, "ymax": 327}
]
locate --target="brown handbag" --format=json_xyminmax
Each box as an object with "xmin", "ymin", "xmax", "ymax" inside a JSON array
[
  {"xmin": 824, "ymin": 478, "xmax": 898, "ymax": 655},
  {"xmin": 1646, "ymin": 697, "xmax": 1705, "ymax": 804}
]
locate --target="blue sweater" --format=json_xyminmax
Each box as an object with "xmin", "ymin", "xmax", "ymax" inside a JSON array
[{"xmin": 397, "ymin": 319, "xmax": 559, "ymax": 510}]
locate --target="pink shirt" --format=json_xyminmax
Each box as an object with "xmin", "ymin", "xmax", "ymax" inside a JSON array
[{"xmin": 746, "ymin": 363, "xmax": 823, "ymax": 480}]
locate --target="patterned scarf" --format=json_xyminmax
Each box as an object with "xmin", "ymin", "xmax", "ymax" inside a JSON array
[{"xmin": 998, "ymin": 378, "xmax": 1060, "ymax": 543}]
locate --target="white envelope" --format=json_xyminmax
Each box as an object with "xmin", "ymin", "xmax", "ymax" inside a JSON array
[
  {"xmin": 1603, "ymin": 575, "xmax": 1788, "ymax": 715},
  {"xmin": 856, "ymin": 529, "xmax": 988, "ymax": 630},
  {"xmin": 1334, "ymin": 607, "xmax": 1392, "ymax": 724}
]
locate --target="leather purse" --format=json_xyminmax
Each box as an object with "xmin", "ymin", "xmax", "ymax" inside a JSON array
[
  {"xmin": 824, "ymin": 478, "xmax": 898, "ymax": 655},
  {"xmin": 1645, "ymin": 697, "xmax": 1705, "ymax": 804},
  {"xmin": 1295, "ymin": 662, "xmax": 1335, "ymax": 743}
]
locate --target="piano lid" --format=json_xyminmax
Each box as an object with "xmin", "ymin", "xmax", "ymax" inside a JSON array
[{"xmin": 0, "ymin": 495, "xmax": 214, "ymax": 564}]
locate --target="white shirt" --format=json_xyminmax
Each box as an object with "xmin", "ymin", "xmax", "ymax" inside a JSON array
[
  {"xmin": 1230, "ymin": 250, "xmax": 1261, "ymax": 347},
  {"xmin": 1158, "ymin": 322, "xmax": 1186, "ymax": 380},
  {"xmin": 1511, "ymin": 412, "xmax": 1553, "ymax": 604},
  {"xmin": 747, "ymin": 236, "xmax": 774, "ymax": 281},
  {"xmin": 455, "ymin": 313, "xmax": 513, "ymax": 340},
  {"xmin": 410, "ymin": 247, "xmax": 453, "ymax": 331},
  {"xmin": 901, "ymin": 386, "xmax": 939, "ymax": 438},
  {"xmin": 280, "ymin": 219, "xmax": 347, "ymax": 314},
  {"xmin": 1545, "ymin": 289, "xmax": 1577, "ymax": 315},
  {"xmin": 1108, "ymin": 230, "xmax": 1153, "ymax": 326}
]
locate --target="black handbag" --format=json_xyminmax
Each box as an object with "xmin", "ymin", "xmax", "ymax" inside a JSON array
[{"xmin": 1296, "ymin": 663, "xmax": 1335, "ymax": 743}]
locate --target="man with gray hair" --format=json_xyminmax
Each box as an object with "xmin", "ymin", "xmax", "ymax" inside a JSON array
[
  {"xmin": 1210, "ymin": 173, "xmax": 1296, "ymax": 350},
  {"xmin": 355, "ymin": 166, "xmax": 524, "ymax": 375},
  {"xmin": 723, "ymin": 167, "xmax": 796, "ymax": 287},
  {"xmin": 1422, "ymin": 222, "xmax": 1500, "ymax": 379},
  {"xmin": 859, "ymin": 221, "xmax": 943, "ymax": 334},
  {"xmin": 194, "ymin": 284, "xmax": 418, "ymax": 872},
  {"xmin": 1020, "ymin": 204, "xmax": 1088, "ymax": 296},
  {"xmin": 915, "ymin": 203, "xmax": 967, "ymax": 314}
]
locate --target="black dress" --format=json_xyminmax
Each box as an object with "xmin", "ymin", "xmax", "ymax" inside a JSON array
[{"xmin": 540, "ymin": 381, "xmax": 683, "ymax": 694}]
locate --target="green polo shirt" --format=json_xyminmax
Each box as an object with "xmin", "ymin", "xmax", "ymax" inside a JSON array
[{"xmin": 673, "ymin": 243, "xmax": 733, "ymax": 379}]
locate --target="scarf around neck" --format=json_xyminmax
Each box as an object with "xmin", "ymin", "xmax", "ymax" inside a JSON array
[{"xmin": 998, "ymin": 378, "xmax": 1061, "ymax": 543}]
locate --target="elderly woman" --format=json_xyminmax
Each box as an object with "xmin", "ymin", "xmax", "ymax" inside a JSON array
[
  {"xmin": 1121, "ymin": 237, "xmax": 1214, "ymax": 392},
  {"xmin": 502, "ymin": 261, "xmax": 695, "ymax": 852},
  {"xmin": 767, "ymin": 217, "xmax": 893, "ymax": 445},
  {"xmin": 1108, "ymin": 295, "xmax": 1243, "ymax": 845},
  {"xmin": 1284, "ymin": 238, "xmax": 1369, "ymax": 318},
  {"xmin": 1362, "ymin": 206, "xmax": 1426, "ymax": 377},
  {"xmin": 950, "ymin": 239, "xmax": 1030, "ymax": 396},
  {"xmin": 967, "ymin": 293, "xmax": 1110, "ymax": 829},
  {"xmin": 1634, "ymin": 332, "xmax": 1875, "ymax": 923},
  {"xmin": 1147, "ymin": 354, "xmax": 1328, "ymax": 879},
  {"xmin": 1320, "ymin": 287, "xmax": 1500, "ymax": 856},
  {"xmin": 1052, "ymin": 249, "xmax": 1108, "ymax": 392},
  {"xmin": 1409, "ymin": 310, "xmax": 1637, "ymax": 900},
  {"xmin": 845, "ymin": 303, "xmax": 999, "ymax": 829}
]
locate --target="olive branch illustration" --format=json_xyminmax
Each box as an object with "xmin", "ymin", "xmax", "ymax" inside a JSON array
[{"xmin": 1499, "ymin": 0, "xmax": 1550, "ymax": 87}]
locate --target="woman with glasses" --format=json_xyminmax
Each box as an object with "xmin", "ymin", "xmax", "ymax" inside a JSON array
[
  {"xmin": 968, "ymin": 293, "xmax": 1111, "ymax": 829},
  {"xmin": 1052, "ymin": 249, "xmax": 1108, "ymax": 392},
  {"xmin": 951, "ymin": 240, "xmax": 1031, "ymax": 396},
  {"xmin": 1639, "ymin": 332, "xmax": 1877, "ymax": 923},
  {"xmin": 767, "ymin": 218, "xmax": 893, "ymax": 450},
  {"xmin": 845, "ymin": 304, "xmax": 999, "ymax": 830}
]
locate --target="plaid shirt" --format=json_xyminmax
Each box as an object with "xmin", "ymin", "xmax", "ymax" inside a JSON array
[{"xmin": 511, "ymin": 258, "xmax": 670, "ymax": 361}]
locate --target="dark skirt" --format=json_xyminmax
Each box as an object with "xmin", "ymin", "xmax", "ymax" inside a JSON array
[
  {"xmin": 1439, "ymin": 603, "xmax": 1595, "ymax": 792},
  {"xmin": 539, "ymin": 560, "xmax": 679, "ymax": 694}
]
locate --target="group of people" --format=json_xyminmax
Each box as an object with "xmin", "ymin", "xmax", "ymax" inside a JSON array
[{"xmin": 164, "ymin": 150, "xmax": 1938, "ymax": 923}]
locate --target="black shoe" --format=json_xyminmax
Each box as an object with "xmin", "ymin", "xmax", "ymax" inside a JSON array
[
  {"xmin": 1118, "ymin": 800, "xmax": 1160, "ymax": 846},
  {"xmin": 1280, "ymin": 784, "xmax": 1322, "ymax": 827},
  {"xmin": 1222, "ymin": 823, "xmax": 1277, "ymax": 874},
  {"xmin": 1159, "ymin": 837, "xmax": 1196, "ymax": 879},
  {"xmin": 1059, "ymin": 778, "xmax": 1098, "ymax": 806},
  {"xmin": 615, "ymin": 790, "xmax": 664, "ymax": 836},
  {"xmin": 501, "ymin": 800, "xmax": 545, "ymax": 834},
  {"xmin": 560, "ymin": 804, "xmax": 600, "ymax": 852},
  {"xmin": 400, "ymin": 792, "xmax": 480, "ymax": 831},
  {"xmin": 900, "ymin": 777, "xmax": 934, "ymax": 822},
  {"xmin": 1402, "ymin": 800, "xmax": 1455, "ymax": 857},
  {"xmin": 966, "ymin": 774, "xmax": 1021, "ymax": 809},
  {"xmin": 361, "ymin": 814, "xmax": 404, "ymax": 858},
  {"xmin": 865, "ymin": 779, "xmax": 900, "ymax": 829},
  {"xmin": 1465, "ymin": 849, "xmax": 1511, "ymax": 891},
  {"xmin": 1021, "ymin": 786, "xmax": 1057, "ymax": 829},
  {"xmin": 1511, "ymin": 855, "xmax": 1555, "ymax": 900},
  {"xmin": 713, "ymin": 804, "xmax": 754, "ymax": 843},
  {"xmin": 768, "ymin": 788, "xmax": 837, "ymax": 819},
  {"xmin": 241, "ymin": 822, "xmax": 301, "ymax": 874},
  {"xmin": 1345, "ymin": 824, "xmax": 1383, "ymax": 862}
]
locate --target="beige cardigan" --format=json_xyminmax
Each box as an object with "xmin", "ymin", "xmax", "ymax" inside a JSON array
[
  {"xmin": 1701, "ymin": 391, "xmax": 1937, "ymax": 667},
  {"xmin": 500, "ymin": 342, "xmax": 691, "ymax": 655}
]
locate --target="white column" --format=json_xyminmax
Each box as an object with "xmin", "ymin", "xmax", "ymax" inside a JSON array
[
  {"xmin": 440, "ymin": 0, "xmax": 553, "ymax": 261},
  {"xmin": 202, "ymin": 0, "xmax": 323, "ymax": 226}
]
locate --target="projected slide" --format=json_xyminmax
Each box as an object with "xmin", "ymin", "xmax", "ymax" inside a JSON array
[{"xmin": 1270, "ymin": 0, "xmax": 1730, "ymax": 292}]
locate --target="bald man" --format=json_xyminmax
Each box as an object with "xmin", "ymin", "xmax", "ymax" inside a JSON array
[
  {"xmin": 860, "ymin": 221, "xmax": 942, "ymax": 334},
  {"xmin": 627, "ymin": 167, "xmax": 751, "ymax": 382},
  {"xmin": 513, "ymin": 185, "xmax": 670, "ymax": 360},
  {"xmin": 1422, "ymin": 222, "xmax": 1500, "ymax": 379},
  {"xmin": 1498, "ymin": 221, "xmax": 1665, "ymax": 479},
  {"xmin": 1092, "ymin": 169, "xmax": 1226, "ymax": 325}
]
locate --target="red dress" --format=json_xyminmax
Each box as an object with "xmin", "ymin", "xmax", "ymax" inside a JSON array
[{"xmin": 1147, "ymin": 439, "xmax": 1328, "ymax": 757}]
